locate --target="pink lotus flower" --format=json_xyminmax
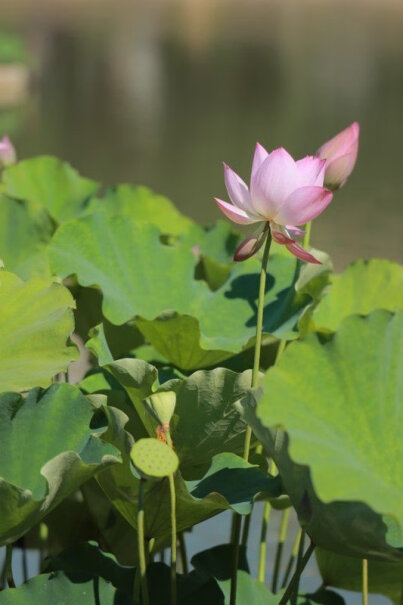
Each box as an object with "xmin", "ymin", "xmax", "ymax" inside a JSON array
[
  {"xmin": 317, "ymin": 122, "xmax": 359, "ymax": 190},
  {"xmin": 0, "ymin": 136, "xmax": 16, "ymax": 167},
  {"xmin": 214, "ymin": 145, "xmax": 333, "ymax": 263}
]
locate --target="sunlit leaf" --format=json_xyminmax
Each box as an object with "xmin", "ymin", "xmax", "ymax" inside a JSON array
[
  {"xmin": 104, "ymin": 360, "xmax": 256, "ymax": 477},
  {"xmin": 243, "ymin": 310, "xmax": 403, "ymax": 559},
  {"xmin": 160, "ymin": 368, "xmax": 255, "ymax": 478},
  {"xmin": 49, "ymin": 211, "xmax": 311, "ymax": 369},
  {"xmin": 0, "ymin": 384, "xmax": 120, "ymax": 544},
  {"xmin": 98, "ymin": 412, "xmax": 280, "ymax": 542},
  {"xmin": 101, "ymin": 183, "xmax": 195, "ymax": 235},
  {"xmin": 1, "ymin": 156, "xmax": 99, "ymax": 222},
  {"xmin": 0, "ymin": 271, "xmax": 78, "ymax": 392},
  {"xmin": 313, "ymin": 259, "xmax": 403, "ymax": 331},
  {"xmin": 0, "ymin": 195, "xmax": 53, "ymax": 279}
]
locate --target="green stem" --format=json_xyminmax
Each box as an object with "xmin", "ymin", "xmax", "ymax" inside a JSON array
[
  {"xmin": 178, "ymin": 533, "xmax": 188, "ymax": 575},
  {"xmin": 278, "ymin": 541, "xmax": 315, "ymax": 605},
  {"xmin": 137, "ymin": 478, "xmax": 149, "ymax": 605},
  {"xmin": 272, "ymin": 508, "xmax": 290, "ymax": 593},
  {"xmin": 303, "ymin": 221, "xmax": 312, "ymax": 249},
  {"xmin": 241, "ymin": 514, "xmax": 251, "ymax": 548},
  {"xmin": 22, "ymin": 538, "xmax": 28, "ymax": 583},
  {"xmin": 362, "ymin": 559, "xmax": 368, "ymax": 605},
  {"xmin": 229, "ymin": 514, "xmax": 242, "ymax": 605},
  {"xmin": 291, "ymin": 530, "xmax": 305, "ymax": 605},
  {"xmin": 281, "ymin": 529, "xmax": 302, "ymax": 589},
  {"xmin": 5, "ymin": 544, "xmax": 15, "ymax": 589},
  {"xmin": 258, "ymin": 501, "xmax": 271, "ymax": 583},
  {"xmin": 39, "ymin": 522, "xmax": 48, "ymax": 572},
  {"xmin": 169, "ymin": 474, "xmax": 177, "ymax": 605},
  {"xmin": 243, "ymin": 227, "xmax": 272, "ymax": 460},
  {"xmin": 230, "ymin": 228, "xmax": 272, "ymax": 605}
]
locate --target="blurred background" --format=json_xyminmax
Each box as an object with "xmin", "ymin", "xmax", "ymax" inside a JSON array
[
  {"xmin": 0, "ymin": 0, "xmax": 402, "ymax": 269},
  {"xmin": 0, "ymin": 2, "xmax": 400, "ymax": 601}
]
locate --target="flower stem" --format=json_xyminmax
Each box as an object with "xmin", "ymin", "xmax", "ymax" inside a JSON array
[
  {"xmin": 281, "ymin": 528, "xmax": 302, "ymax": 589},
  {"xmin": 291, "ymin": 530, "xmax": 305, "ymax": 605},
  {"xmin": 362, "ymin": 559, "xmax": 369, "ymax": 605},
  {"xmin": 258, "ymin": 501, "xmax": 271, "ymax": 583},
  {"xmin": 230, "ymin": 228, "xmax": 272, "ymax": 605},
  {"xmin": 178, "ymin": 533, "xmax": 188, "ymax": 575},
  {"xmin": 169, "ymin": 473, "xmax": 177, "ymax": 605},
  {"xmin": 278, "ymin": 540, "xmax": 315, "ymax": 605},
  {"xmin": 137, "ymin": 478, "xmax": 149, "ymax": 605},
  {"xmin": 303, "ymin": 221, "xmax": 312, "ymax": 249},
  {"xmin": 243, "ymin": 226, "xmax": 272, "ymax": 459},
  {"xmin": 241, "ymin": 514, "xmax": 251, "ymax": 547},
  {"xmin": 5, "ymin": 544, "xmax": 15, "ymax": 589},
  {"xmin": 272, "ymin": 508, "xmax": 290, "ymax": 593}
]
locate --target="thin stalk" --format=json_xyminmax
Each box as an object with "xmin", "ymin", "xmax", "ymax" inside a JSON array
[
  {"xmin": 169, "ymin": 474, "xmax": 177, "ymax": 605},
  {"xmin": 230, "ymin": 228, "xmax": 272, "ymax": 605},
  {"xmin": 178, "ymin": 533, "xmax": 188, "ymax": 575},
  {"xmin": 291, "ymin": 530, "xmax": 305, "ymax": 605},
  {"xmin": 278, "ymin": 541, "xmax": 315, "ymax": 605},
  {"xmin": 22, "ymin": 539, "xmax": 28, "ymax": 582},
  {"xmin": 303, "ymin": 221, "xmax": 312, "ymax": 249},
  {"xmin": 362, "ymin": 559, "xmax": 368, "ymax": 605},
  {"xmin": 229, "ymin": 514, "xmax": 242, "ymax": 605},
  {"xmin": 0, "ymin": 553, "xmax": 6, "ymax": 589},
  {"xmin": 243, "ymin": 228, "xmax": 272, "ymax": 459},
  {"xmin": 271, "ymin": 508, "xmax": 290, "ymax": 593},
  {"xmin": 137, "ymin": 478, "xmax": 149, "ymax": 605},
  {"xmin": 165, "ymin": 430, "xmax": 173, "ymax": 449},
  {"xmin": 5, "ymin": 544, "xmax": 15, "ymax": 589},
  {"xmin": 258, "ymin": 501, "xmax": 271, "ymax": 583},
  {"xmin": 281, "ymin": 529, "xmax": 302, "ymax": 589},
  {"xmin": 241, "ymin": 514, "xmax": 251, "ymax": 548}
]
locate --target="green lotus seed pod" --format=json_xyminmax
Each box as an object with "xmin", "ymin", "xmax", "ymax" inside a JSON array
[
  {"xmin": 144, "ymin": 391, "xmax": 176, "ymax": 426},
  {"xmin": 130, "ymin": 438, "xmax": 179, "ymax": 480}
]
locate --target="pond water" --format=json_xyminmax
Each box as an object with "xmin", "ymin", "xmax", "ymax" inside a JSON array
[{"xmin": 0, "ymin": 1, "xmax": 401, "ymax": 601}]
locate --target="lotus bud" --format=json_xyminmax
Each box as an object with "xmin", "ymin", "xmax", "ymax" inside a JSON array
[
  {"xmin": 317, "ymin": 122, "xmax": 359, "ymax": 190},
  {"xmin": 145, "ymin": 391, "xmax": 177, "ymax": 429},
  {"xmin": 0, "ymin": 136, "xmax": 17, "ymax": 168}
]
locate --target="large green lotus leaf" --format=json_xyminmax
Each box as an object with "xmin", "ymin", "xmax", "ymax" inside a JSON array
[
  {"xmin": 104, "ymin": 360, "xmax": 256, "ymax": 477},
  {"xmin": 101, "ymin": 184, "xmax": 195, "ymax": 235},
  {"xmin": 49, "ymin": 211, "xmax": 311, "ymax": 368},
  {"xmin": 47, "ymin": 543, "xmax": 223, "ymax": 605},
  {"xmin": 192, "ymin": 544, "xmax": 281, "ymax": 604},
  {"xmin": 98, "ymin": 449, "xmax": 280, "ymax": 542},
  {"xmin": 1, "ymin": 156, "xmax": 99, "ymax": 222},
  {"xmin": 159, "ymin": 368, "xmax": 254, "ymax": 478},
  {"xmin": 86, "ymin": 321, "xmax": 145, "ymax": 366},
  {"xmin": 313, "ymin": 259, "xmax": 403, "ymax": 331},
  {"xmin": 0, "ymin": 572, "xmax": 133, "ymax": 605},
  {"xmin": 0, "ymin": 271, "xmax": 78, "ymax": 391},
  {"xmin": 183, "ymin": 220, "xmax": 242, "ymax": 290},
  {"xmin": 103, "ymin": 358, "xmax": 159, "ymax": 440},
  {"xmin": 0, "ymin": 384, "xmax": 120, "ymax": 544},
  {"xmin": 316, "ymin": 548, "xmax": 403, "ymax": 604},
  {"xmin": 243, "ymin": 310, "xmax": 403, "ymax": 560},
  {"xmin": 0, "ymin": 195, "xmax": 53, "ymax": 279},
  {"xmin": 191, "ymin": 545, "xmax": 343, "ymax": 605},
  {"xmin": 46, "ymin": 540, "xmax": 134, "ymax": 595}
]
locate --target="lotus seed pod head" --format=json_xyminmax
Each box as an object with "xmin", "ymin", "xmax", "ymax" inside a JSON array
[
  {"xmin": 130, "ymin": 438, "xmax": 179, "ymax": 480},
  {"xmin": 0, "ymin": 136, "xmax": 17, "ymax": 167},
  {"xmin": 145, "ymin": 391, "xmax": 176, "ymax": 426}
]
